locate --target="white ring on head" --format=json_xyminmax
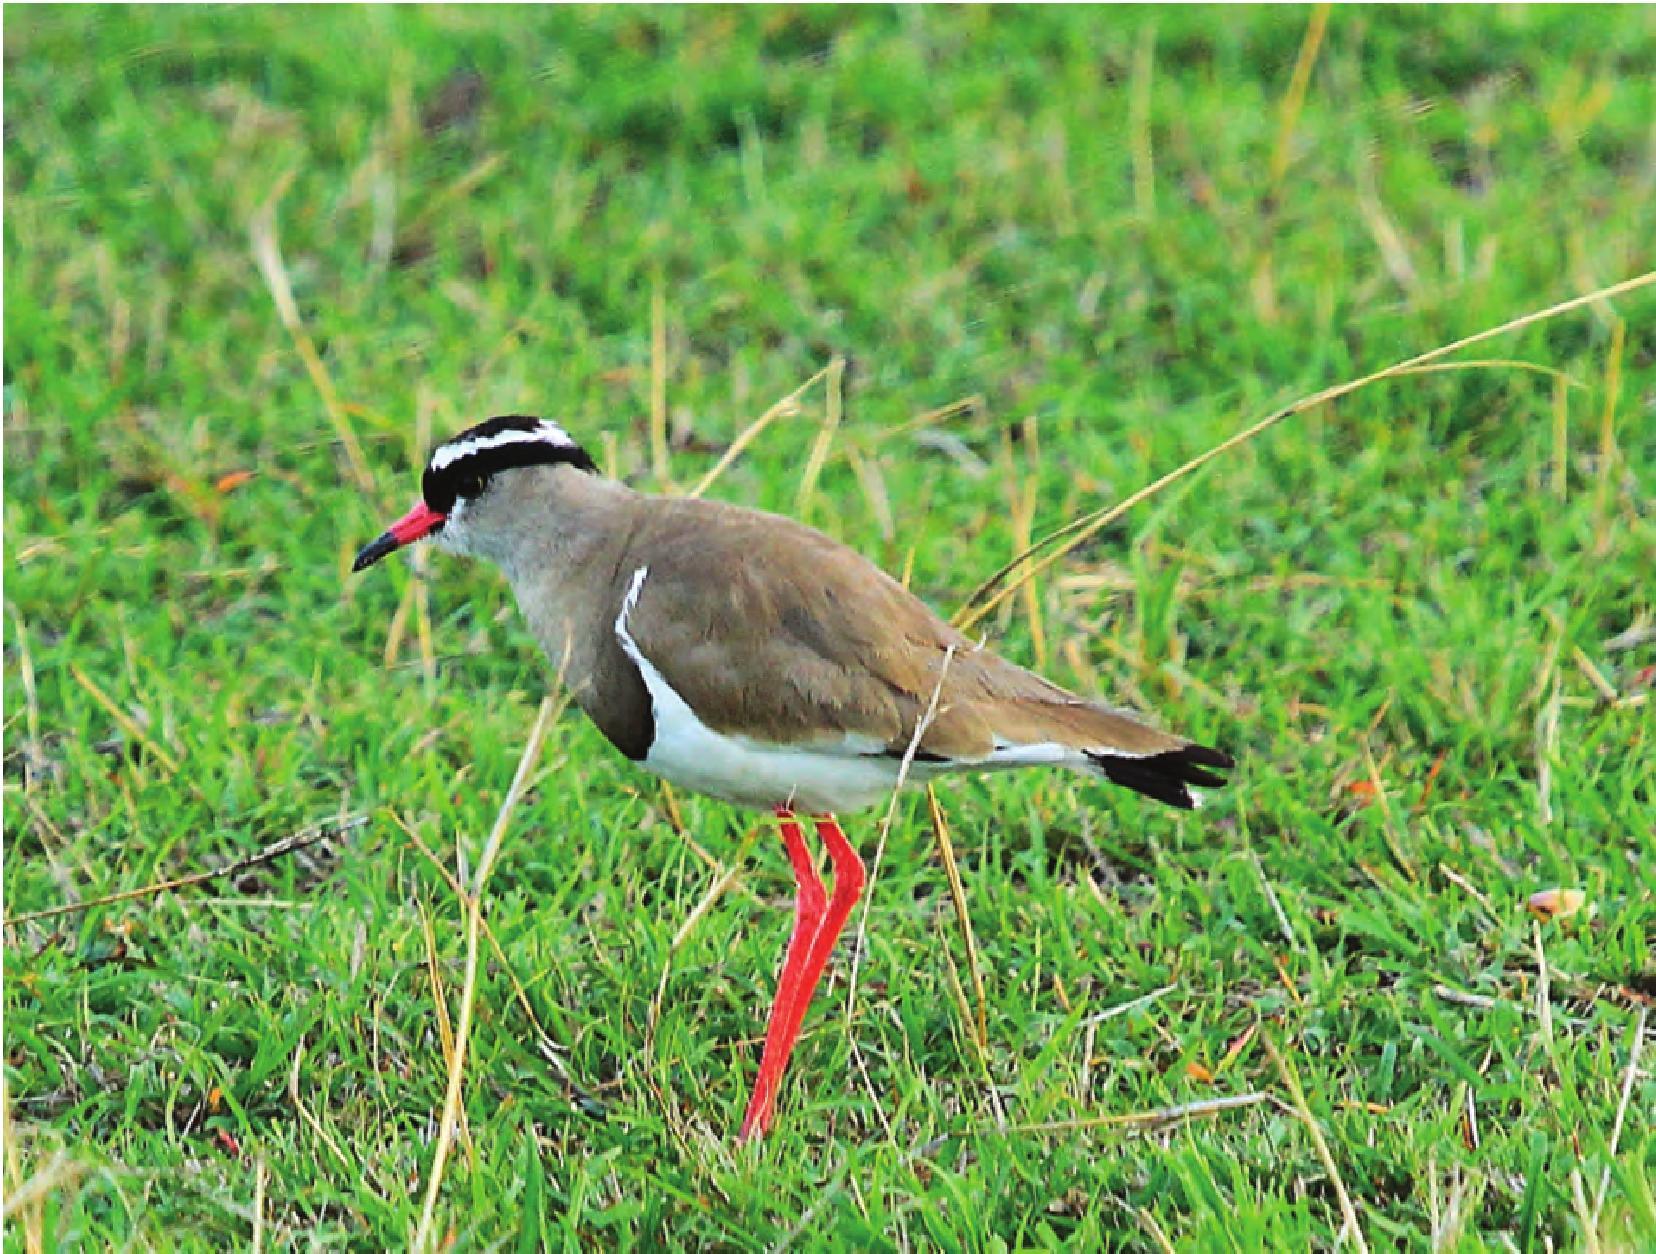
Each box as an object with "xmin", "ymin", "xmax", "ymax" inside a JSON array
[{"xmin": 429, "ymin": 421, "xmax": 578, "ymax": 472}]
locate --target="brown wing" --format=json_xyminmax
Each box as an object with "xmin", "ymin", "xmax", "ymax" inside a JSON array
[{"xmin": 618, "ymin": 498, "xmax": 1195, "ymax": 764}]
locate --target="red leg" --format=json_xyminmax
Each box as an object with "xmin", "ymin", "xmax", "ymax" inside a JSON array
[
  {"xmin": 738, "ymin": 807, "xmax": 827, "ymax": 1141},
  {"xmin": 739, "ymin": 813, "xmax": 866, "ymax": 1140}
]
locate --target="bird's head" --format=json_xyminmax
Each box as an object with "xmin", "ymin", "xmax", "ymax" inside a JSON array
[{"xmin": 352, "ymin": 416, "xmax": 598, "ymax": 573}]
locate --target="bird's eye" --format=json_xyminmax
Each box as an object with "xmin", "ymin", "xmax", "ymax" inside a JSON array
[{"xmin": 457, "ymin": 474, "xmax": 486, "ymax": 499}]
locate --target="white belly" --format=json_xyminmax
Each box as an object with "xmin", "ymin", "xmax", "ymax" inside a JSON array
[
  {"xmin": 613, "ymin": 566, "xmax": 936, "ymax": 813},
  {"xmin": 641, "ymin": 721, "xmax": 914, "ymax": 813}
]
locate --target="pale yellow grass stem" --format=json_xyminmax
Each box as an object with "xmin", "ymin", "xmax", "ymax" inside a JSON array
[
  {"xmin": 412, "ymin": 698, "xmax": 556, "ymax": 1252},
  {"xmin": 954, "ymin": 270, "xmax": 1656, "ymax": 633}
]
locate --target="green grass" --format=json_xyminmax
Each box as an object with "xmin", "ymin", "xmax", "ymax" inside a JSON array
[{"xmin": 5, "ymin": 5, "xmax": 1654, "ymax": 1248}]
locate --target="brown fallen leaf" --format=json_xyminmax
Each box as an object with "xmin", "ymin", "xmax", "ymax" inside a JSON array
[
  {"xmin": 1344, "ymin": 778, "xmax": 1378, "ymax": 808},
  {"xmin": 421, "ymin": 68, "xmax": 487, "ymax": 136},
  {"xmin": 1414, "ymin": 748, "xmax": 1448, "ymax": 811},
  {"xmin": 1216, "ymin": 1022, "xmax": 1259, "ymax": 1074},
  {"xmin": 1526, "ymin": 887, "xmax": 1586, "ymax": 921},
  {"xmin": 215, "ymin": 470, "xmax": 256, "ymax": 493},
  {"xmin": 1047, "ymin": 1188, "xmax": 1090, "ymax": 1217}
]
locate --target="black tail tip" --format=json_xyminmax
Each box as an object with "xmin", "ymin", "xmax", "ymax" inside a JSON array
[
  {"xmin": 1090, "ymin": 742, "xmax": 1234, "ymax": 810},
  {"xmin": 1179, "ymin": 743, "xmax": 1235, "ymax": 772}
]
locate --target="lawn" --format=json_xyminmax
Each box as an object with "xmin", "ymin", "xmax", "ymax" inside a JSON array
[{"xmin": 4, "ymin": 5, "xmax": 1653, "ymax": 1248}]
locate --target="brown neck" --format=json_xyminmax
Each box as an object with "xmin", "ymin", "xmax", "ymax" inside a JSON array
[
  {"xmin": 478, "ymin": 466, "xmax": 634, "ymax": 579},
  {"xmin": 486, "ymin": 466, "xmax": 643, "ymax": 699}
]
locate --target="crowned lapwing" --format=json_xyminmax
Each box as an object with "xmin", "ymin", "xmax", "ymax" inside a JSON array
[{"xmin": 354, "ymin": 416, "xmax": 1232, "ymax": 1139}]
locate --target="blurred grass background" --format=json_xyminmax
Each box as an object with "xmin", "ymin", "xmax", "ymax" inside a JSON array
[{"xmin": 4, "ymin": 5, "xmax": 1653, "ymax": 1248}]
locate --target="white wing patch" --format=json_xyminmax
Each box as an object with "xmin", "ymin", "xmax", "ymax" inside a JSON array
[
  {"xmin": 430, "ymin": 420, "xmax": 578, "ymax": 471},
  {"xmin": 986, "ymin": 735, "xmax": 1153, "ymax": 766},
  {"xmin": 614, "ymin": 565, "xmax": 650, "ymax": 654},
  {"xmin": 984, "ymin": 741, "xmax": 1085, "ymax": 768}
]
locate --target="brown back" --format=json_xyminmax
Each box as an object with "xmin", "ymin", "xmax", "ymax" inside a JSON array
[{"xmin": 617, "ymin": 498, "xmax": 1187, "ymax": 761}]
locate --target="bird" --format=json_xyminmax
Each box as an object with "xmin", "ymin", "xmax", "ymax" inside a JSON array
[{"xmin": 353, "ymin": 415, "xmax": 1232, "ymax": 1140}]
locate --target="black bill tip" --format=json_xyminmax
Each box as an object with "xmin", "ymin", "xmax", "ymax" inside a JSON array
[{"xmin": 352, "ymin": 532, "xmax": 398, "ymax": 573}]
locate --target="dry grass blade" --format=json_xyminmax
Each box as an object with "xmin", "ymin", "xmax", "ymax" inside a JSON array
[
  {"xmin": 1592, "ymin": 316, "xmax": 1625, "ymax": 553},
  {"xmin": 871, "ymin": 393, "xmax": 983, "ymax": 446},
  {"xmin": 1572, "ymin": 646, "xmax": 1619, "ymax": 704},
  {"xmin": 287, "ymin": 1041, "xmax": 354, "ymax": 1171},
  {"xmin": 0, "ymin": 1150, "xmax": 88, "ymax": 1231},
  {"xmin": 399, "ymin": 153, "xmax": 504, "ymax": 240},
  {"xmin": 646, "ymin": 820, "xmax": 765, "ymax": 1110},
  {"xmin": 1361, "ymin": 737, "xmax": 1417, "ymax": 881},
  {"xmin": 11, "ymin": 606, "xmax": 43, "ymax": 767},
  {"xmin": 3, "ymin": 1069, "xmax": 48, "ymax": 1252},
  {"xmin": 1263, "ymin": 1030, "xmax": 1370, "ymax": 1254},
  {"xmin": 926, "ymin": 782, "xmax": 1006, "ymax": 1130},
  {"xmin": 1357, "ymin": 155, "xmax": 1420, "ymax": 296},
  {"xmin": 846, "ymin": 645, "xmax": 958, "ymax": 1029},
  {"xmin": 251, "ymin": 1156, "xmax": 267, "ymax": 1254},
  {"xmin": 417, "ymin": 897, "xmax": 474, "ymax": 1170},
  {"xmin": 1270, "ymin": 4, "xmax": 1332, "ymax": 191},
  {"xmin": 953, "ymin": 270, "xmax": 1656, "ymax": 632},
  {"xmin": 67, "ymin": 662, "xmax": 181, "ymax": 775},
  {"xmin": 1138, "ymin": 1207, "xmax": 1179, "ymax": 1254},
  {"xmin": 1007, "ymin": 461, "xmax": 1047, "ymax": 670},
  {"xmin": 1569, "ymin": 1167, "xmax": 1604, "ymax": 1254},
  {"xmin": 1433, "ymin": 985, "xmax": 1498, "ymax": 1012},
  {"xmin": 391, "ymin": 811, "xmax": 605, "ymax": 1116},
  {"xmin": 249, "ymin": 175, "xmax": 374, "ymax": 494},
  {"xmin": 1005, "ymin": 1090, "xmax": 1271, "ymax": 1135},
  {"xmin": 4, "ymin": 815, "xmax": 366, "ymax": 930},
  {"xmin": 925, "ymin": 785, "xmax": 989, "ymax": 1052},
  {"xmin": 668, "ymin": 820, "xmax": 765, "ymax": 953},
  {"xmin": 380, "ymin": 573, "xmax": 415, "ymax": 668},
  {"xmin": 687, "ymin": 360, "xmax": 838, "ymax": 499},
  {"xmin": 1391, "ymin": 358, "xmax": 1584, "ymax": 387},
  {"xmin": 794, "ymin": 354, "xmax": 846, "ymax": 516},
  {"xmin": 1592, "ymin": 1006, "xmax": 1648, "ymax": 1225},
  {"xmin": 1084, "ymin": 983, "xmax": 1177, "ymax": 1026},
  {"xmin": 412, "ymin": 697, "xmax": 556, "ymax": 1253}
]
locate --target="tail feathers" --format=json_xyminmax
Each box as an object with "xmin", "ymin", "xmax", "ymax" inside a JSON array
[{"xmin": 1087, "ymin": 742, "xmax": 1234, "ymax": 810}]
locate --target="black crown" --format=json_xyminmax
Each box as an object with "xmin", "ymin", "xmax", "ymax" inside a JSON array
[{"xmin": 421, "ymin": 416, "xmax": 597, "ymax": 514}]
